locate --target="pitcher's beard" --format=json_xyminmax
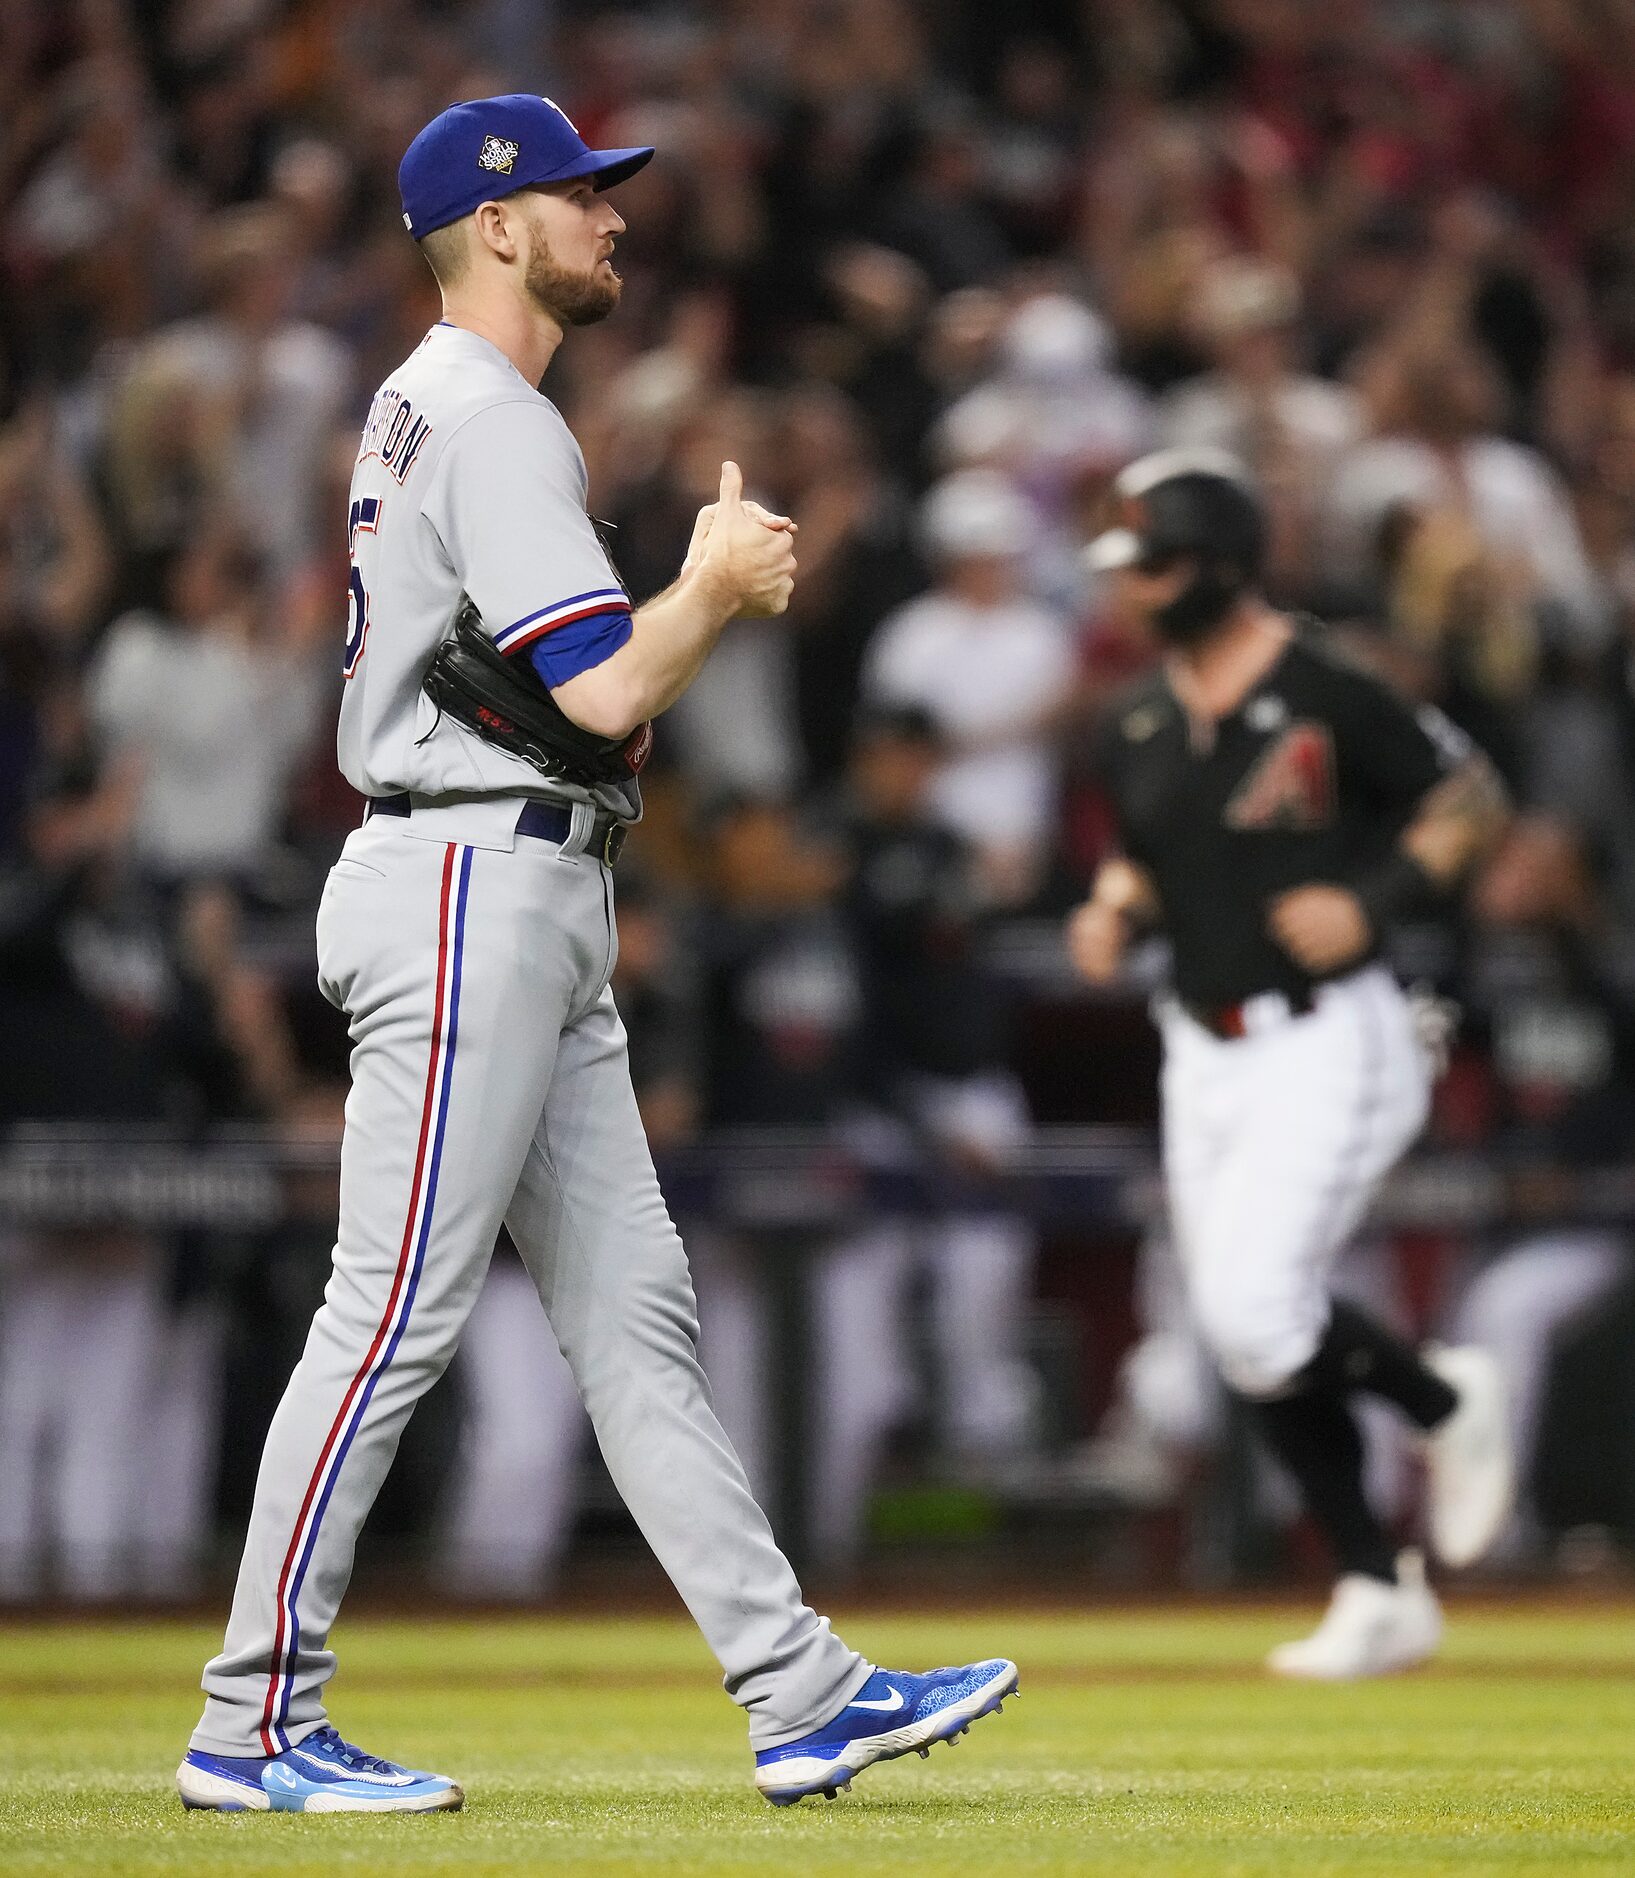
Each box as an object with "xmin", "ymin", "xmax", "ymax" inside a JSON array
[{"xmin": 525, "ymin": 244, "xmax": 621, "ymax": 327}]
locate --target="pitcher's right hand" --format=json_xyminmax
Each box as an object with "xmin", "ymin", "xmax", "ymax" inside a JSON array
[{"xmin": 695, "ymin": 461, "xmax": 797, "ymax": 617}]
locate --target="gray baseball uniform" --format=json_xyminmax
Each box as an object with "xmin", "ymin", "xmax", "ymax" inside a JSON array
[{"xmin": 190, "ymin": 321, "xmax": 867, "ymax": 1757}]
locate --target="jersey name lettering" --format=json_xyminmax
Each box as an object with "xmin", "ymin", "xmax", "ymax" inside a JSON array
[
  {"xmin": 357, "ymin": 387, "xmax": 433, "ymax": 485},
  {"xmin": 1224, "ymin": 721, "xmax": 1336, "ymax": 831}
]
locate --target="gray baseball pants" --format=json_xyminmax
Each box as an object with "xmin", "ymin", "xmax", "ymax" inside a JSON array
[{"xmin": 190, "ymin": 811, "xmax": 866, "ymax": 1756}]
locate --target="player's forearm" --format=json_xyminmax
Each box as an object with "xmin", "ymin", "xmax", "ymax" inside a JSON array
[
  {"xmin": 551, "ymin": 566, "xmax": 738, "ymax": 736},
  {"xmin": 1401, "ymin": 755, "xmax": 1510, "ymax": 884},
  {"xmin": 613, "ymin": 568, "xmax": 738, "ymax": 719},
  {"xmin": 1355, "ymin": 755, "xmax": 1510, "ymax": 928}
]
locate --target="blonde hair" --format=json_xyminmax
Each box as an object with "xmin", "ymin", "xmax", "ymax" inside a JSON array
[{"xmin": 417, "ymin": 219, "xmax": 470, "ymax": 287}]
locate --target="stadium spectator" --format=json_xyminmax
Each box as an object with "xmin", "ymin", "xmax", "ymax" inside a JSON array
[
  {"xmin": 0, "ymin": 396, "xmax": 110, "ymax": 648},
  {"xmin": 1326, "ymin": 332, "xmax": 1604, "ymax": 648},
  {"xmin": 102, "ymin": 204, "xmax": 352, "ymax": 585},
  {"xmin": 934, "ymin": 292, "xmax": 1153, "ymax": 609},
  {"xmin": 1157, "ymin": 257, "xmax": 1360, "ymax": 600},
  {"xmin": 863, "ymin": 469, "xmax": 1075, "ymax": 906},
  {"xmin": 774, "ymin": 383, "xmax": 923, "ymax": 782},
  {"xmin": 684, "ymin": 792, "xmax": 857, "ymax": 1510},
  {"xmin": 86, "ymin": 524, "xmax": 323, "ymax": 888},
  {"xmin": 826, "ymin": 707, "xmax": 1040, "ymax": 1504},
  {"xmin": 1524, "ymin": 378, "xmax": 1635, "ymax": 921}
]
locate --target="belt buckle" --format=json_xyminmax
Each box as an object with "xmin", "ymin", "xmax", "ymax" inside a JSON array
[{"xmin": 601, "ymin": 821, "xmax": 627, "ymax": 867}]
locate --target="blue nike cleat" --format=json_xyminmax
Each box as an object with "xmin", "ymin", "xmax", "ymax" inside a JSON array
[
  {"xmin": 176, "ymin": 1725, "xmax": 464, "ymax": 1813},
  {"xmin": 753, "ymin": 1658, "xmax": 1019, "ymax": 1805}
]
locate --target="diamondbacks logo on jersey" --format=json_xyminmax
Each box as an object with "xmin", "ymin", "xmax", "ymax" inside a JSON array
[
  {"xmin": 478, "ymin": 134, "xmax": 519, "ymax": 174},
  {"xmin": 1225, "ymin": 721, "xmax": 1336, "ymax": 830}
]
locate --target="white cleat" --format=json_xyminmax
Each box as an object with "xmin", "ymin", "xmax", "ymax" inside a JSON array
[
  {"xmin": 1267, "ymin": 1550, "xmax": 1443, "ymax": 1681},
  {"xmin": 1421, "ymin": 1344, "xmax": 1515, "ymax": 1569}
]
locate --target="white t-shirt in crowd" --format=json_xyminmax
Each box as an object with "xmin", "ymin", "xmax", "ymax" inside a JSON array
[
  {"xmin": 1158, "ymin": 372, "xmax": 1361, "ymax": 498},
  {"xmin": 90, "ymin": 613, "xmax": 323, "ymax": 877},
  {"xmin": 1324, "ymin": 434, "xmax": 1607, "ymax": 647},
  {"xmin": 862, "ymin": 589, "xmax": 1075, "ymax": 851}
]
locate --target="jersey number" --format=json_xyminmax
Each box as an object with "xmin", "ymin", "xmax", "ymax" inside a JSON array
[{"xmin": 343, "ymin": 496, "xmax": 382, "ymax": 677}]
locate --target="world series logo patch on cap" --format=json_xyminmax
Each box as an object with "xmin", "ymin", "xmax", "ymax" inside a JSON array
[{"xmin": 478, "ymin": 134, "xmax": 520, "ymax": 174}]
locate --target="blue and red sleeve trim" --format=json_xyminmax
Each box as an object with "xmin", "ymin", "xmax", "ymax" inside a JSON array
[
  {"xmin": 491, "ymin": 586, "xmax": 630, "ymax": 655},
  {"xmin": 519, "ymin": 606, "xmax": 633, "ymax": 688}
]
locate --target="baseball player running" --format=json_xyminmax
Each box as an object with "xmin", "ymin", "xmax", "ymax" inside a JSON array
[
  {"xmin": 177, "ymin": 95, "xmax": 1015, "ymax": 1814},
  {"xmin": 1068, "ymin": 448, "xmax": 1515, "ymax": 1679}
]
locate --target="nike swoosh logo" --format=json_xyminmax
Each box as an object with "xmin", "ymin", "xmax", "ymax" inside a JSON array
[{"xmin": 849, "ymin": 1688, "xmax": 905, "ymax": 1713}]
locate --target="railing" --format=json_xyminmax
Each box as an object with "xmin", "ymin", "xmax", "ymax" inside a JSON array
[
  {"xmin": 4, "ymin": 1121, "xmax": 1626, "ymax": 1572},
  {"xmin": 3, "ymin": 1121, "xmax": 1631, "ymax": 1232}
]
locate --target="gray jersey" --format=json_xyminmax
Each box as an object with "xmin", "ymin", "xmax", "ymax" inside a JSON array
[{"xmin": 338, "ymin": 321, "xmax": 638, "ymax": 823}]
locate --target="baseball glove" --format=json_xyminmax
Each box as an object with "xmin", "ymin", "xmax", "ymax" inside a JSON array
[{"xmin": 422, "ymin": 598, "xmax": 652, "ymax": 787}]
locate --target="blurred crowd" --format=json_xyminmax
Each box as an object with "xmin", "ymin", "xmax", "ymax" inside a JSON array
[{"xmin": 6, "ymin": 0, "xmax": 1635, "ymax": 1602}]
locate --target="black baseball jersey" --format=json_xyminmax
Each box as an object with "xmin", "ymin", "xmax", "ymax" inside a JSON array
[
  {"xmin": 1100, "ymin": 626, "xmax": 1469, "ymax": 1007},
  {"xmin": 839, "ymin": 811, "xmax": 1004, "ymax": 1094}
]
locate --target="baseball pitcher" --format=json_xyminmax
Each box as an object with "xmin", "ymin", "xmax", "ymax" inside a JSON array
[{"xmin": 178, "ymin": 94, "xmax": 1015, "ymax": 1814}]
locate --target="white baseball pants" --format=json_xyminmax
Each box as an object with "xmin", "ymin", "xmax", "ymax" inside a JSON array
[
  {"xmin": 191, "ymin": 815, "xmax": 865, "ymax": 1756},
  {"xmin": 1159, "ymin": 966, "xmax": 1432, "ymax": 1399}
]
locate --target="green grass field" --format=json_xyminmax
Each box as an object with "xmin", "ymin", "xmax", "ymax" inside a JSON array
[{"xmin": 4, "ymin": 1601, "xmax": 1634, "ymax": 1875}]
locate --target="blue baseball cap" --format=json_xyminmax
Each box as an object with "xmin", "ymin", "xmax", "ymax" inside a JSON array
[{"xmin": 399, "ymin": 94, "xmax": 654, "ymax": 240}]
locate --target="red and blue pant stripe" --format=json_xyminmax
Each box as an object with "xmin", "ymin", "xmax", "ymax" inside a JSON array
[{"xmin": 258, "ymin": 842, "xmax": 472, "ymax": 1754}]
